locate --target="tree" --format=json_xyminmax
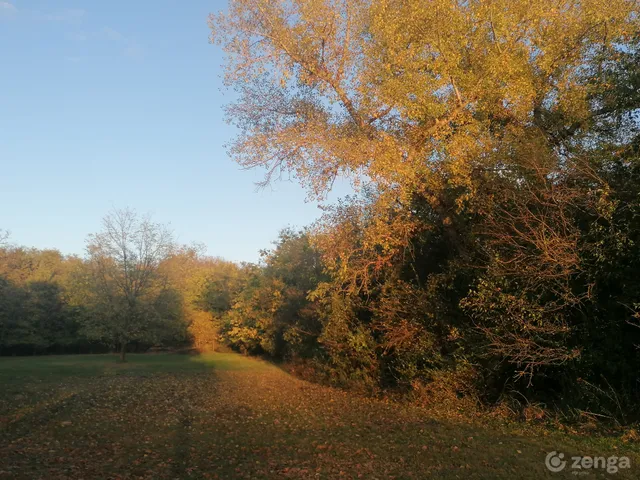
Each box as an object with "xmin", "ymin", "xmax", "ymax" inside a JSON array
[
  {"xmin": 210, "ymin": 0, "xmax": 636, "ymax": 205},
  {"xmin": 210, "ymin": 0, "xmax": 640, "ymax": 414},
  {"xmin": 0, "ymin": 246, "xmax": 83, "ymax": 355},
  {"xmin": 84, "ymin": 208, "xmax": 175, "ymax": 361},
  {"xmin": 159, "ymin": 246, "xmax": 242, "ymax": 352},
  {"xmin": 214, "ymin": 230, "xmax": 328, "ymax": 359}
]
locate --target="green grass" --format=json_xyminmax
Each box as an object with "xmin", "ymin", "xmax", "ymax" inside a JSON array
[{"xmin": 1, "ymin": 353, "xmax": 638, "ymax": 479}]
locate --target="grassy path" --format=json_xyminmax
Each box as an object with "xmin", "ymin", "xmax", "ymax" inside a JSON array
[{"xmin": 0, "ymin": 353, "xmax": 637, "ymax": 479}]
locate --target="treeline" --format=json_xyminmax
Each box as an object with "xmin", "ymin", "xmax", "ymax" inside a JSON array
[
  {"xmin": 0, "ymin": 248, "xmax": 86, "ymax": 355},
  {"xmin": 206, "ymin": 0, "xmax": 640, "ymax": 423},
  {"xmin": 0, "ymin": 216, "xmax": 242, "ymax": 359}
]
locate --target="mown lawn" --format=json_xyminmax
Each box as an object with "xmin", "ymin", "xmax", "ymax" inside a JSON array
[{"xmin": 0, "ymin": 353, "xmax": 637, "ymax": 479}]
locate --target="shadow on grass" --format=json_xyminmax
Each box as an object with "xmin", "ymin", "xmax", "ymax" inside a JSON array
[{"xmin": 171, "ymin": 402, "xmax": 194, "ymax": 477}]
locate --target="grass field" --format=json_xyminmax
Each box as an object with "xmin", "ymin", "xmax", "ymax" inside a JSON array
[{"xmin": 0, "ymin": 353, "xmax": 638, "ymax": 479}]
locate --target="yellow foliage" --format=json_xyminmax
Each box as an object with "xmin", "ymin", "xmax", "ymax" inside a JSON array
[{"xmin": 210, "ymin": 0, "xmax": 638, "ymax": 291}]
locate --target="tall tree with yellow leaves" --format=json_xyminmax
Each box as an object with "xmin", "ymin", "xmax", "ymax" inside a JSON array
[{"xmin": 211, "ymin": 0, "xmax": 640, "ymax": 404}]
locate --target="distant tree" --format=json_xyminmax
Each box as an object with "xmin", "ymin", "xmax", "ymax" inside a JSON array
[
  {"xmin": 84, "ymin": 208, "xmax": 175, "ymax": 361},
  {"xmin": 0, "ymin": 245, "xmax": 84, "ymax": 355},
  {"xmin": 160, "ymin": 247, "xmax": 242, "ymax": 352}
]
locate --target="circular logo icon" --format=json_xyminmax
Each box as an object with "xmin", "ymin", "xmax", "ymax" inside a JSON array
[{"xmin": 545, "ymin": 451, "xmax": 567, "ymax": 472}]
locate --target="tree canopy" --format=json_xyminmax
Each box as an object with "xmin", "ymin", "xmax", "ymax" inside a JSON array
[{"xmin": 207, "ymin": 0, "xmax": 640, "ymax": 421}]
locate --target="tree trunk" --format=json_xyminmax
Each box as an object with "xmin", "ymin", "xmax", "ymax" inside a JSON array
[{"xmin": 120, "ymin": 342, "xmax": 127, "ymax": 362}]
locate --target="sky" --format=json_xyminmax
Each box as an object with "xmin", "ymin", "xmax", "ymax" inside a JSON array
[{"xmin": 0, "ymin": 0, "xmax": 351, "ymax": 262}]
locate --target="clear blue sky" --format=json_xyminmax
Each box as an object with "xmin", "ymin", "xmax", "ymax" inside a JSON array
[{"xmin": 0, "ymin": 0, "xmax": 349, "ymax": 262}]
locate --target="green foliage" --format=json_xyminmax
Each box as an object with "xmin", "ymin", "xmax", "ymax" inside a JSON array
[
  {"xmin": 0, "ymin": 249, "xmax": 86, "ymax": 354},
  {"xmin": 0, "ymin": 219, "xmax": 207, "ymax": 356},
  {"xmin": 213, "ymin": 230, "xmax": 326, "ymax": 359}
]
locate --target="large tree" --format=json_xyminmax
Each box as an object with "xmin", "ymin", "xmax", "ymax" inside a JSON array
[
  {"xmin": 210, "ymin": 0, "xmax": 640, "ymax": 412},
  {"xmin": 84, "ymin": 208, "xmax": 175, "ymax": 361},
  {"xmin": 210, "ymin": 0, "xmax": 636, "ymax": 200},
  {"xmin": 209, "ymin": 0, "xmax": 638, "ymax": 313}
]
